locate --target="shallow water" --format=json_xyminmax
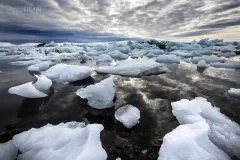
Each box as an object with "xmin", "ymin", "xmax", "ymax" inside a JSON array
[{"xmin": 0, "ymin": 60, "xmax": 240, "ymax": 159}]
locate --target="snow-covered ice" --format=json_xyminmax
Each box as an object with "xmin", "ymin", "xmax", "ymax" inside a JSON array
[
  {"xmin": 95, "ymin": 59, "xmax": 169, "ymax": 77},
  {"xmin": 8, "ymin": 75, "xmax": 52, "ymax": 98},
  {"xmin": 43, "ymin": 63, "xmax": 93, "ymax": 83},
  {"xmin": 115, "ymin": 105, "xmax": 140, "ymax": 128},
  {"xmin": 0, "ymin": 140, "xmax": 18, "ymax": 160},
  {"xmin": 108, "ymin": 50, "xmax": 128, "ymax": 60},
  {"xmin": 12, "ymin": 122, "xmax": 107, "ymax": 160},
  {"xmin": 227, "ymin": 88, "xmax": 240, "ymax": 99},
  {"xmin": 158, "ymin": 122, "xmax": 230, "ymax": 160},
  {"xmin": 76, "ymin": 77, "xmax": 116, "ymax": 109},
  {"xmin": 156, "ymin": 55, "xmax": 180, "ymax": 64},
  {"xmin": 171, "ymin": 97, "xmax": 240, "ymax": 158},
  {"xmin": 96, "ymin": 54, "xmax": 113, "ymax": 65}
]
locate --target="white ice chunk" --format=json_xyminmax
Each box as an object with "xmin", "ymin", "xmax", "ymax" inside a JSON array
[
  {"xmin": 148, "ymin": 49, "xmax": 165, "ymax": 55},
  {"xmin": 158, "ymin": 122, "xmax": 230, "ymax": 160},
  {"xmin": 0, "ymin": 140, "xmax": 18, "ymax": 160},
  {"xmin": 95, "ymin": 59, "xmax": 169, "ymax": 77},
  {"xmin": 44, "ymin": 41, "xmax": 58, "ymax": 47},
  {"xmin": 197, "ymin": 60, "xmax": 210, "ymax": 68},
  {"xmin": 12, "ymin": 122, "xmax": 107, "ymax": 160},
  {"xmin": 171, "ymin": 97, "xmax": 240, "ymax": 158},
  {"xmin": 76, "ymin": 77, "xmax": 115, "ymax": 109},
  {"xmin": 8, "ymin": 75, "xmax": 52, "ymax": 98},
  {"xmin": 227, "ymin": 88, "xmax": 240, "ymax": 99},
  {"xmin": 43, "ymin": 63, "xmax": 93, "ymax": 83},
  {"xmin": 115, "ymin": 105, "xmax": 140, "ymax": 128},
  {"xmin": 28, "ymin": 61, "xmax": 53, "ymax": 71},
  {"xmin": 117, "ymin": 47, "xmax": 131, "ymax": 54},
  {"xmin": 156, "ymin": 55, "xmax": 180, "ymax": 64}
]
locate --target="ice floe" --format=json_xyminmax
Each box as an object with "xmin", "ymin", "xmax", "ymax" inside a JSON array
[
  {"xmin": 156, "ymin": 55, "xmax": 180, "ymax": 64},
  {"xmin": 76, "ymin": 77, "xmax": 116, "ymax": 109},
  {"xmin": 96, "ymin": 54, "xmax": 113, "ymax": 65},
  {"xmin": 197, "ymin": 60, "xmax": 209, "ymax": 69},
  {"xmin": 8, "ymin": 75, "xmax": 52, "ymax": 98},
  {"xmin": 95, "ymin": 59, "xmax": 169, "ymax": 77},
  {"xmin": 0, "ymin": 141, "xmax": 18, "ymax": 160},
  {"xmin": 28, "ymin": 61, "xmax": 54, "ymax": 71},
  {"xmin": 108, "ymin": 50, "xmax": 129, "ymax": 60},
  {"xmin": 158, "ymin": 122, "xmax": 230, "ymax": 160},
  {"xmin": 43, "ymin": 63, "xmax": 93, "ymax": 83},
  {"xmin": 210, "ymin": 62, "xmax": 240, "ymax": 69},
  {"xmin": 227, "ymin": 88, "xmax": 240, "ymax": 99},
  {"xmin": 115, "ymin": 105, "xmax": 140, "ymax": 128},
  {"xmin": 12, "ymin": 122, "xmax": 107, "ymax": 160},
  {"xmin": 170, "ymin": 97, "xmax": 240, "ymax": 158}
]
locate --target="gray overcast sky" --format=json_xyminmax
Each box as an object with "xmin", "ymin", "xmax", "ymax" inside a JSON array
[{"xmin": 0, "ymin": 0, "xmax": 239, "ymax": 44}]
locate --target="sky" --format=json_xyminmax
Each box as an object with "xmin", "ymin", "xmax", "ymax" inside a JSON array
[{"xmin": 0, "ymin": 0, "xmax": 239, "ymax": 44}]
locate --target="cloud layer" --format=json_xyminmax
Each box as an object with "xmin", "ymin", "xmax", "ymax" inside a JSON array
[{"xmin": 0, "ymin": 0, "xmax": 239, "ymax": 43}]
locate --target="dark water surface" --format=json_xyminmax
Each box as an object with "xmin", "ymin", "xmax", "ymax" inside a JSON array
[{"xmin": 0, "ymin": 60, "xmax": 240, "ymax": 160}]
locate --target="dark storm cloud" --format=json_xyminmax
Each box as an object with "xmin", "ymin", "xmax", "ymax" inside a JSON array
[{"xmin": 0, "ymin": 0, "xmax": 239, "ymax": 43}]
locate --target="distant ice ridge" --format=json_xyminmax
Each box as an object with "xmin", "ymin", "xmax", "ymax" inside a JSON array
[
  {"xmin": 12, "ymin": 122, "xmax": 107, "ymax": 160},
  {"xmin": 227, "ymin": 88, "xmax": 240, "ymax": 99},
  {"xmin": 115, "ymin": 105, "xmax": 140, "ymax": 128},
  {"xmin": 95, "ymin": 59, "xmax": 169, "ymax": 77},
  {"xmin": 42, "ymin": 63, "xmax": 93, "ymax": 83},
  {"xmin": 8, "ymin": 75, "xmax": 52, "ymax": 98},
  {"xmin": 76, "ymin": 77, "xmax": 116, "ymax": 109},
  {"xmin": 158, "ymin": 97, "xmax": 240, "ymax": 159},
  {"xmin": 0, "ymin": 141, "xmax": 18, "ymax": 160}
]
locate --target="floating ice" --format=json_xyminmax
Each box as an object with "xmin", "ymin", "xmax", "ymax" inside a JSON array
[
  {"xmin": 148, "ymin": 49, "xmax": 165, "ymax": 55},
  {"xmin": 0, "ymin": 140, "xmax": 18, "ymax": 160},
  {"xmin": 10, "ymin": 59, "xmax": 44, "ymax": 66},
  {"xmin": 171, "ymin": 50, "xmax": 201, "ymax": 58},
  {"xmin": 95, "ymin": 59, "xmax": 169, "ymax": 77},
  {"xmin": 156, "ymin": 55, "xmax": 180, "ymax": 64},
  {"xmin": 12, "ymin": 122, "xmax": 107, "ymax": 160},
  {"xmin": 28, "ymin": 61, "xmax": 54, "ymax": 71},
  {"xmin": 117, "ymin": 47, "xmax": 131, "ymax": 54},
  {"xmin": 171, "ymin": 97, "xmax": 240, "ymax": 158},
  {"xmin": 158, "ymin": 122, "xmax": 230, "ymax": 160},
  {"xmin": 191, "ymin": 56, "xmax": 225, "ymax": 63},
  {"xmin": 197, "ymin": 60, "xmax": 209, "ymax": 69},
  {"xmin": 44, "ymin": 41, "xmax": 58, "ymax": 47},
  {"xmin": 76, "ymin": 77, "xmax": 116, "ymax": 109},
  {"xmin": 8, "ymin": 75, "xmax": 52, "ymax": 98},
  {"xmin": 115, "ymin": 105, "xmax": 140, "ymax": 128},
  {"xmin": 96, "ymin": 54, "xmax": 113, "ymax": 65},
  {"xmin": 210, "ymin": 62, "xmax": 240, "ymax": 69},
  {"xmin": 108, "ymin": 50, "xmax": 128, "ymax": 60},
  {"xmin": 43, "ymin": 63, "xmax": 93, "ymax": 83},
  {"xmin": 227, "ymin": 88, "xmax": 240, "ymax": 99}
]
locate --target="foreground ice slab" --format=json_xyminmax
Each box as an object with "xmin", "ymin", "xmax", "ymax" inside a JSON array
[
  {"xmin": 115, "ymin": 105, "xmax": 140, "ymax": 128},
  {"xmin": 0, "ymin": 140, "xmax": 18, "ymax": 160},
  {"xmin": 8, "ymin": 75, "xmax": 52, "ymax": 98},
  {"xmin": 43, "ymin": 63, "xmax": 93, "ymax": 82},
  {"xmin": 158, "ymin": 122, "xmax": 230, "ymax": 160},
  {"xmin": 95, "ymin": 59, "xmax": 169, "ymax": 77},
  {"xmin": 28, "ymin": 61, "xmax": 54, "ymax": 71},
  {"xmin": 12, "ymin": 122, "xmax": 107, "ymax": 160},
  {"xmin": 156, "ymin": 55, "xmax": 180, "ymax": 64},
  {"xmin": 76, "ymin": 77, "xmax": 116, "ymax": 109},
  {"xmin": 171, "ymin": 97, "xmax": 240, "ymax": 158},
  {"xmin": 227, "ymin": 88, "xmax": 240, "ymax": 99}
]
